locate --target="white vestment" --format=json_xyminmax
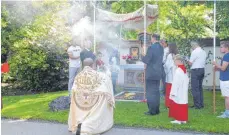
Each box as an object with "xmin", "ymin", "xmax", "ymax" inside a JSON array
[
  {"xmin": 68, "ymin": 66, "xmax": 115, "ymax": 135},
  {"xmin": 163, "ymin": 47, "xmax": 169, "ymax": 64},
  {"xmin": 164, "ymin": 53, "xmax": 176, "ymax": 83},
  {"xmin": 169, "ymin": 68, "xmax": 189, "ymax": 104}
]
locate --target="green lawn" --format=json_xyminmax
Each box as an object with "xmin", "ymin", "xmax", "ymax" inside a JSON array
[{"xmin": 1, "ymin": 90, "xmax": 229, "ymax": 134}]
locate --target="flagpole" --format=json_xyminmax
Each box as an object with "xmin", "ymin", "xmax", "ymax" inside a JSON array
[{"xmin": 213, "ymin": 0, "xmax": 216, "ymax": 114}]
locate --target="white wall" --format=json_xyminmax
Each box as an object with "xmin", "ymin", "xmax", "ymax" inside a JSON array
[{"xmin": 203, "ymin": 46, "xmax": 223, "ymax": 88}]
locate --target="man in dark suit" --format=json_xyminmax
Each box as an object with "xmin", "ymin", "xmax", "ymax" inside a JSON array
[
  {"xmin": 80, "ymin": 40, "xmax": 96, "ymax": 67},
  {"xmin": 142, "ymin": 34, "xmax": 164, "ymax": 115}
]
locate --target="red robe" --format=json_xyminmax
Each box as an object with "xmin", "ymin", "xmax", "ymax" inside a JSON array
[{"xmin": 165, "ymin": 83, "xmax": 172, "ymax": 108}]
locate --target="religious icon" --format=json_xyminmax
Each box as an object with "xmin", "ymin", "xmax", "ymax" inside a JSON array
[
  {"xmin": 130, "ymin": 47, "xmax": 139, "ymax": 60},
  {"xmin": 136, "ymin": 72, "xmax": 144, "ymax": 84}
]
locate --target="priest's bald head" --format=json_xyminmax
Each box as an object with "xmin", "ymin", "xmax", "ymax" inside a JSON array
[{"xmin": 83, "ymin": 58, "xmax": 95, "ymax": 68}]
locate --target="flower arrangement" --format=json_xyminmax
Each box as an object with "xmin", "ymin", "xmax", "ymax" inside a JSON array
[
  {"xmin": 122, "ymin": 54, "xmax": 136, "ymax": 64},
  {"xmin": 122, "ymin": 54, "xmax": 133, "ymax": 60}
]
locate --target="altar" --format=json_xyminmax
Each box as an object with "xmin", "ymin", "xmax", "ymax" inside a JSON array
[
  {"xmin": 117, "ymin": 33, "xmax": 151, "ymax": 93},
  {"xmin": 121, "ymin": 64, "xmax": 144, "ymax": 91}
]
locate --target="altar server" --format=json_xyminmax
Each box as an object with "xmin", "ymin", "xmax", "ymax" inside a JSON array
[{"xmin": 169, "ymin": 54, "xmax": 189, "ymax": 124}]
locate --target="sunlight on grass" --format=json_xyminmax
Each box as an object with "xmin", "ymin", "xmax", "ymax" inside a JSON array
[{"xmin": 2, "ymin": 90, "xmax": 229, "ymax": 133}]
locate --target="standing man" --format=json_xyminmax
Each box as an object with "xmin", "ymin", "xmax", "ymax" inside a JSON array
[
  {"xmin": 142, "ymin": 34, "xmax": 164, "ymax": 115},
  {"xmin": 188, "ymin": 41, "xmax": 206, "ymax": 109},
  {"xmin": 160, "ymin": 39, "xmax": 169, "ymax": 97},
  {"xmin": 80, "ymin": 40, "xmax": 96, "ymax": 67},
  {"xmin": 67, "ymin": 42, "xmax": 81, "ymax": 96},
  {"xmin": 213, "ymin": 41, "xmax": 229, "ymax": 118}
]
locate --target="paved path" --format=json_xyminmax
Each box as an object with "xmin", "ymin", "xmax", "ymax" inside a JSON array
[{"xmin": 1, "ymin": 119, "xmax": 220, "ymax": 135}]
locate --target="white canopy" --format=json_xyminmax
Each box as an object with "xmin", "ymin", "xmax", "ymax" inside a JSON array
[
  {"xmin": 96, "ymin": 4, "xmax": 158, "ymax": 30},
  {"xmin": 70, "ymin": 4, "xmax": 158, "ymax": 46}
]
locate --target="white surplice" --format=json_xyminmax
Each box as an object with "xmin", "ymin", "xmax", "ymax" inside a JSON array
[
  {"xmin": 163, "ymin": 47, "xmax": 169, "ymax": 64},
  {"xmin": 164, "ymin": 53, "xmax": 176, "ymax": 83},
  {"xmin": 169, "ymin": 68, "xmax": 189, "ymax": 104},
  {"xmin": 68, "ymin": 66, "xmax": 115, "ymax": 135}
]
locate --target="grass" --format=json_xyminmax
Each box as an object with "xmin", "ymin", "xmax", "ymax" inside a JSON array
[{"xmin": 1, "ymin": 90, "xmax": 229, "ymax": 134}]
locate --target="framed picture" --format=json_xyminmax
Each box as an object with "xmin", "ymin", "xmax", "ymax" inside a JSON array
[{"xmin": 130, "ymin": 47, "xmax": 139, "ymax": 60}]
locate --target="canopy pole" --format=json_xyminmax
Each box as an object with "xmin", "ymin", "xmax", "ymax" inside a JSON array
[
  {"xmin": 213, "ymin": 0, "xmax": 216, "ymax": 114},
  {"xmin": 93, "ymin": 0, "xmax": 96, "ymax": 53},
  {"xmin": 156, "ymin": 0, "xmax": 159, "ymax": 33},
  {"xmin": 119, "ymin": 4, "xmax": 123, "ymax": 56},
  {"xmin": 143, "ymin": 0, "xmax": 146, "ymax": 101},
  {"xmin": 119, "ymin": 25, "xmax": 122, "ymax": 51}
]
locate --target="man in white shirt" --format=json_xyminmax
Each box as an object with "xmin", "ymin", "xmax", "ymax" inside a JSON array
[
  {"xmin": 160, "ymin": 39, "xmax": 169, "ymax": 96},
  {"xmin": 188, "ymin": 41, "xmax": 207, "ymax": 109},
  {"xmin": 67, "ymin": 43, "xmax": 81, "ymax": 96}
]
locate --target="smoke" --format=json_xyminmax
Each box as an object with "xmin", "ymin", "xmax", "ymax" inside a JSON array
[
  {"xmin": 2, "ymin": 1, "xmax": 125, "ymax": 59},
  {"xmin": 72, "ymin": 16, "xmax": 93, "ymax": 42},
  {"xmin": 68, "ymin": 1, "xmax": 123, "ymax": 52},
  {"xmin": 2, "ymin": 1, "xmax": 40, "ymax": 27}
]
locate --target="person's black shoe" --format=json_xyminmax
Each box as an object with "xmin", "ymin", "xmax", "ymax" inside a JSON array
[
  {"xmin": 189, "ymin": 105, "xmax": 195, "ymax": 108},
  {"xmin": 195, "ymin": 107, "xmax": 204, "ymax": 109},
  {"xmin": 144, "ymin": 112, "xmax": 153, "ymax": 116},
  {"xmin": 151, "ymin": 113, "xmax": 160, "ymax": 116}
]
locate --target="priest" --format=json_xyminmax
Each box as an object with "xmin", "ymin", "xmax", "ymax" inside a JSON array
[{"xmin": 68, "ymin": 58, "xmax": 115, "ymax": 135}]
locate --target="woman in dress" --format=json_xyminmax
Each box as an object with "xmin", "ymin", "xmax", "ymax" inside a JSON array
[{"xmin": 164, "ymin": 43, "xmax": 178, "ymax": 108}]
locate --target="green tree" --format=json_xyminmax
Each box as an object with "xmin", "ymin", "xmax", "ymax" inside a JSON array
[
  {"xmin": 1, "ymin": 1, "xmax": 71, "ymax": 93},
  {"xmin": 216, "ymin": 1, "xmax": 229, "ymax": 39},
  {"xmin": 111, "ymin": 1, "xmax": 144, "ymax": 40}
]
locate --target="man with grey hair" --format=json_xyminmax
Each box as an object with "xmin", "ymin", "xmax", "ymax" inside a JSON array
[{"xmin": 187, "ymin": 41, "xmax": 206, "ymax": 109}]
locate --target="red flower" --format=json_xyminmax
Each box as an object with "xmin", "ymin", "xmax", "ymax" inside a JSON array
[
  {"xmin": 122, "ymin": 56, "xmax": 127, "ymax": 59},
  {"xmin": 122, "ymin": 54, "xmax": 133, "ymax": 60},
  {"xmin": 127, "ymin": 55, "xmax": 132, "ymax": 59}
]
